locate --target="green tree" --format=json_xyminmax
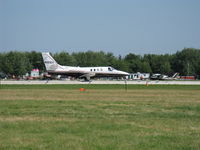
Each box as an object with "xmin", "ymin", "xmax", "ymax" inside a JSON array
[
  {"xmin": 104, "ymin": 52, "xmax": 116, "ymax": 66},
  {"xmin": 25, "ymin": 51, "xmax": 44, "ymax": 72},
  {"xmin": 140, "ymin": 61, "xmax": 152, "ymax": 73},
  {"xmin": 172, "ymin": 48, "xmax": 200, "ymax": 76},
  {"xmin": 160, "ymin": 62, "xmax": 172, "ymax": 74},
  {"xmin": 54, "ymin": 51, "xmax": 75, "ymax": 66},
  {"xmin": 72, "ymin": 51, "xmax": 115, "ymax": 67},
  {"xmin": 0, "ymin": 53, "xmax": 3, "ymax": 72},
  {"xmin": 2, "ymin": 51, "xmax": 31, "ymax": 77},
  {"xmin": 124, "ymin": 53, "xmax": 142, "ymax": 73},
  {"xmin": 143, "ymin": 54, "xmax": 172, "ymax": 74},
  {"xmin": 111, "ymin": 58, "xmax": 129, "ymax": 72},
  {"xmin": 1, "ymin": 48, "xmax": 200, "ymax": 78}
]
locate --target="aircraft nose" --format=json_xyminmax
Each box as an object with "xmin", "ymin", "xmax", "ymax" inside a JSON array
[
  {"xmin": 123, "ymin": 72, "xmax": 129, "ymax": 76},
  {"xmin": 119, "ymin": 70, "xmax": 129, "ymax": 76}
]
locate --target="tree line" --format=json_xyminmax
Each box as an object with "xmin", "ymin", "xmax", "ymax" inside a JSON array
[{"xmin": 0, "ymin": 48, "xmax": 200, "ymax": 78}]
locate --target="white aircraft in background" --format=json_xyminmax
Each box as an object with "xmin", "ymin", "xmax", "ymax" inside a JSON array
[
  {"xmin": 151, "ymin": 73, "xmax": 179, "ymax": 80},
  {"xmin": 42, "ymin": 52, "xmax": 129, "ymax": 81},
  {"xmin": 160, "ymin": 73, "xmax": 179, "ymax": 80}
]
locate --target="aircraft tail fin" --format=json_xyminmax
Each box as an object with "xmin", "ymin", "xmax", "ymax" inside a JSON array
[
  {"xmin": 172, "ymin": 73, "xmax": 179, "ymax": 78},
  {"xmin": 42, "ymin": 52, "xmax": 59, "ymax": 71}
]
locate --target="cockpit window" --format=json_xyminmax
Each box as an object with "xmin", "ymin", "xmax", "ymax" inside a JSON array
[{"xmin": 108, "ymin": 67, "xmax": 114, "ymax": 71}]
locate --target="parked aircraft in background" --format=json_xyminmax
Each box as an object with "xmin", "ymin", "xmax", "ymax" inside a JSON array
[
  {"xmin": 160, "ymin": 73, "xmax": 179, "ymax": 80},
  {"xmin": 150, "ymin": 74, "xmax": 162, "ymax": 80},
  {"xmin": 151, "ymin": 73, "xmax": 179, "ymax": 80},
  {"xmin": 42, "ymin": 52, "xmax": 129, "ymax": 81}
]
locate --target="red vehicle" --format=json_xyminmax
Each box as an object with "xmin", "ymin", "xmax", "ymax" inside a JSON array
[{"xmin": 178, "ymin": 76, "xmax": 195, "ymax": 80}]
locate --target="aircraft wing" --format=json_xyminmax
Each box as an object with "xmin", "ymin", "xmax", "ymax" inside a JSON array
[{"xmin": 80, "ymin": 72, "xmax": 96, "ymax": 81}]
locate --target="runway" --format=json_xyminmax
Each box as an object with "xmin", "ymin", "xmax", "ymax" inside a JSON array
[{"xmin": 1, "ymin": 80, "xmax": 200, "ymax": 85}]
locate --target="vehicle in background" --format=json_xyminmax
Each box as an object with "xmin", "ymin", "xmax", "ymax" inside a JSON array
[
  {"xmin": 177, "ymin": 76, "xmax": 195, "ymax": 80},
  {"xmin": 0, "ymin": 72, "xmax": 7, "ymax": 79},
  {"xmin": 25, "ymin": 69, "xmax": 40, "ymax": 80},
  {"xmin": 127, "ymin": 72, "xmax": 150, "ymax": 80}
]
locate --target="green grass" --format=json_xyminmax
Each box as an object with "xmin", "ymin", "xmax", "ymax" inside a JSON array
[{"xmin": 0, "ymin": 85, "xmax": 200, "ymax": 150}]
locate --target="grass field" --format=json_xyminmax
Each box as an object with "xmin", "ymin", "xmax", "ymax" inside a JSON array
[{"xmin": 0, "ymin": 84, "xmax": 200, "ymax": 150}]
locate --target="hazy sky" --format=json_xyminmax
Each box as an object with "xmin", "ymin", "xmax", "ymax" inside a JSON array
[{"xmin": 1, "ymin": 0, "xmax": 200, "ymax": 55}]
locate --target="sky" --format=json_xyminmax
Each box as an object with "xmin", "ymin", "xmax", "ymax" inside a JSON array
[{"xmin": 1, "ymin": 0, "xmax": 200, "ymax": 55}]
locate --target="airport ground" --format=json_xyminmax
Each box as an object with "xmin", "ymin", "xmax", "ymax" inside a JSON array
[
  {"xmin": 1, "ymin": 79, "xmax": 200, "ymax": 85},
  {"xmin": 0, "ymin": 84, "xmax": 200, "ymax": 149}
]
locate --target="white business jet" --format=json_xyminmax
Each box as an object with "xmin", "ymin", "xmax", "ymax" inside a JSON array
[{"xmin": 42, "ymin": 52, "xmax": 129, "ymax": 81}]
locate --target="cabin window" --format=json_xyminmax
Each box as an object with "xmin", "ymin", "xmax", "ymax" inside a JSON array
[
  {"xmin": 90, "ymin": 69, "xmax": 92, "ymax": 71},
  {"xmin": 100, "ymin": 68, "xmax": 103, "ymax": 71},
  {"xmin": 97, "ymin": 69, "xmax": 99, "ymax": 71},
  {"xmin": 94, "ymin": 69, "xmax": 96, "ymax": 71}
]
